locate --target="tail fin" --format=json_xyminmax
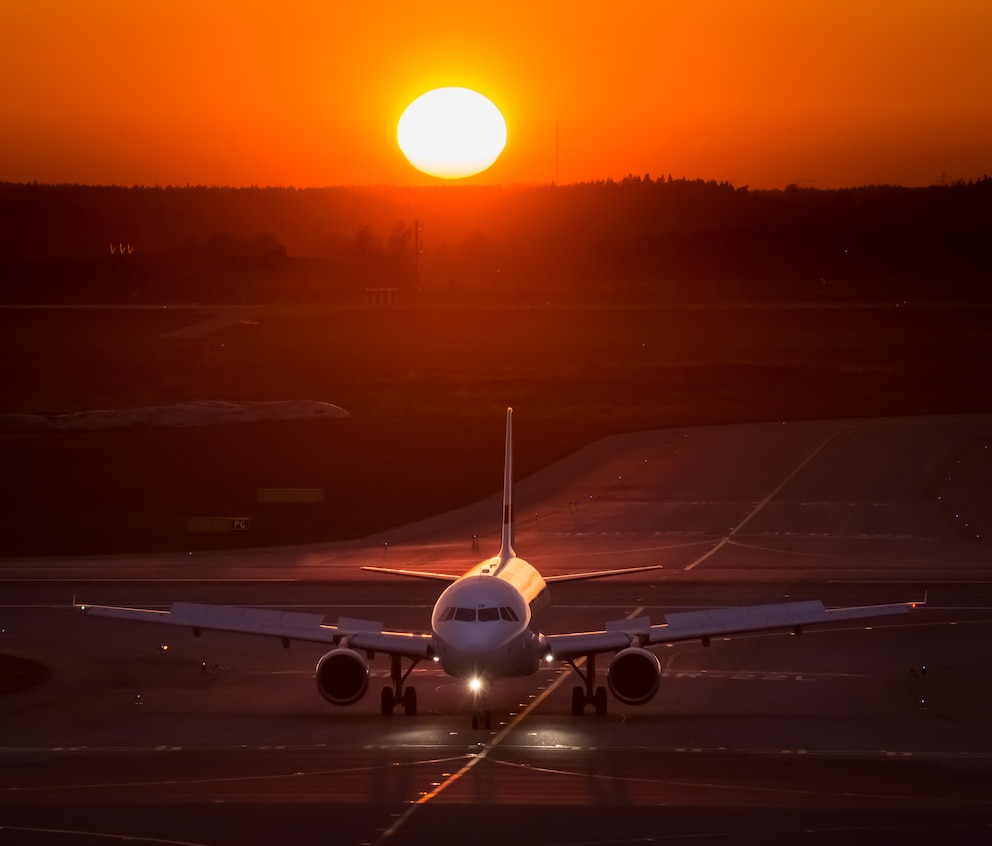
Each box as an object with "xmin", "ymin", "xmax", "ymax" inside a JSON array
[{"xmin": 498, "ymin": 407, "xmax": 515, "ymax": 563}]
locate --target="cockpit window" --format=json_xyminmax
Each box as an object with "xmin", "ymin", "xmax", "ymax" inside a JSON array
[{"xmin": 440, "ymin": 605, "xmax": 521, "ymax": 623}]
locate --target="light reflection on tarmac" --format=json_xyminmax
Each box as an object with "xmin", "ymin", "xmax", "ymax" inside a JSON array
[{"xmin": 2, "ymin": 414, "xmax": 992, "ymax": 845}]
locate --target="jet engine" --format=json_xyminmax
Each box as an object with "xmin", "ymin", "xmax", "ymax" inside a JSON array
[
  {"xmin": 606, "ymin": 647, "xmax": 661, "ymax": 705},
  {"xmin": 315, "ymin": 648, "xmax": 369, "ymax": 706}
]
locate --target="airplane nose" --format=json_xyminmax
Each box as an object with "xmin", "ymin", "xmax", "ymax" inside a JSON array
[
  {"xmin": 435, "ymin": 622, "xmax": 512, "ymax": 676},
  {"xmin": 451, "ymin": 622, "xmax": 497, "ymax": 649}
]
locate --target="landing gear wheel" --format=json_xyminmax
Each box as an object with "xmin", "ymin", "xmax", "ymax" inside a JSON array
[
  {"xmin": 471, "ymin": 709, "xmax": 493, "ymax": 730},
  {"xmin": 571, "ymin": 685, "xmax": 586, "ymax": 716},
  {"xmin": 381, "ymin": 686, "xmax": 395, "ymax": 716},
  {"xmin": 402, "ymin": 686, "xmax": 417, "ymax": 716},
  {"xmin": 594, "ymin": 686, "xmax": 608, "ymax": 717}
]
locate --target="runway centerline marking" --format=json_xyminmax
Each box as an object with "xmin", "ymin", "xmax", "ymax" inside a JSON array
[
  {"xmin": 685, "ymin": 432, "xmax": 839, "ymax": 571},
  {"xmin": 370, "ymin": 606, "xmax": 645, "ymax": 846}
]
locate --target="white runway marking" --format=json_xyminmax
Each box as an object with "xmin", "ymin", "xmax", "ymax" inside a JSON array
[{"xmin": 685, "ymin": 432, "xmax": 839, "ymax": 571}]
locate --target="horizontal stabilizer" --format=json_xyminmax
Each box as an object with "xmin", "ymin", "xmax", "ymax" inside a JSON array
[
  {"xmin": 360, "ymin": 566, "xmax": 459, "ymax": 582},
  {"xmin": 544, "ymin": 564, "xmax": 664, "ymax": 583}
]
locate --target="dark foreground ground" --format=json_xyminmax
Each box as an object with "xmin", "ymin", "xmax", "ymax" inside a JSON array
[{"xmin": 2, "ymin": 301, "xmax": 990, "ymax": 556}]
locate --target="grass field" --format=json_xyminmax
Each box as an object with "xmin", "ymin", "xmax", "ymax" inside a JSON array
[{"xmin": 2, "ymin": 301, "xmax": 990, "ymax": 556}]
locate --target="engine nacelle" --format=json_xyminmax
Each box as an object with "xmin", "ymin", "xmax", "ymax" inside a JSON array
[
  {"xmin": 315, "ymin": 648, "xmax": 369, "ymax": 706},
  {"xmin": 607, "ymin": 647, "xmax": 661, "ymax": 705}
]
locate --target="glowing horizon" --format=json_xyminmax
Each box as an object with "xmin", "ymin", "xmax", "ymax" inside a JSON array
[{"xmin": 1, "ymin": 1, "xmax": 989, "ymax": 189}]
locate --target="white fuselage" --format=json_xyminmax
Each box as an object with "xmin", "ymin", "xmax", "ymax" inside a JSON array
[{"xmin": 430, "ymin": 554, "xmax": 549, "ymax": 681}]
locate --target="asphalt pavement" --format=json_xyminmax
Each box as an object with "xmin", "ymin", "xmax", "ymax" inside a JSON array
[{"xmin": 2, "ymin": 414, "xmax": 991, "ymax": 845}]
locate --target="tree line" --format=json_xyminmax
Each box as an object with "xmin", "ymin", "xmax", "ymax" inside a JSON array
[{"xmin": 1, "ymin": 177, "xmax": 989, "ymax": 304}]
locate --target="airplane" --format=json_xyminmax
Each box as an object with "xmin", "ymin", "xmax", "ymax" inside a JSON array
[{"xmin": 78, "ymin": 408, "xmax": 923, "ymax": 729}]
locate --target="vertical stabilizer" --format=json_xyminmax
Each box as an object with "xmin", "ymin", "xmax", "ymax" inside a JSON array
[{"xmin": 498, "ymin": 407, "xmax": 515, "ymax": 563}]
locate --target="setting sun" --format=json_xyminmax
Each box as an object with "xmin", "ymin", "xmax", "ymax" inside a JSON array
[
  {"xmin": 397, "ymin": 88, "xmax": 507, "ymax": 180},
  {"xmin": 1, "ymin": 2, "xmax": 990, "ymax": 187}
]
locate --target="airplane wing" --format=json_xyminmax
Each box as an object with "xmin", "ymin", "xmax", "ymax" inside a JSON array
[
  {"xmin": 77, "ymin": 601, "xmax": 434, "ymax": 659},
  {"xmin": 544, "ymin": 598, "xmax": 923, "ymax": 659}
]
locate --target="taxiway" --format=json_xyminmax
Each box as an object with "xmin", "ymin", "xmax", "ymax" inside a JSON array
[{"xmin": 2, "ymin": 414, "xmax": 991, "ymax": 845}]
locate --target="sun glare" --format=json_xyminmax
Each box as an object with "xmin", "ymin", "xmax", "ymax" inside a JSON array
[{"xmin": 397, "ymin": 87, "xmax": 507, "ymax": 180}]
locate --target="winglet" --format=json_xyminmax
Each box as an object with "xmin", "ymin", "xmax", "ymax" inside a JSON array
[{"xmin": 498, "ymin": 407, "xmax": 515, "ymax": 564}]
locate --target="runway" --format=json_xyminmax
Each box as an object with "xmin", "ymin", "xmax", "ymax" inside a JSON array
[{"xmin": 2, "ymin": 414, "xmax": 992, "ymax": 844}]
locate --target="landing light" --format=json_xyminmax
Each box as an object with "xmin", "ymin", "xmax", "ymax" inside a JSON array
[
  {"xmin": 469, "ymin": 677, "xmax": 482, "ymax": 693},
  {"xmin": 544, "ymin": 653, "xmax": 554, "ymax": 663}
]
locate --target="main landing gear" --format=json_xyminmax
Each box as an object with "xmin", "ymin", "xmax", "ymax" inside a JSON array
[
  {"xmin": 381, "ymin": 653, "xmax": 420, "ymax": 716},
  {"xmin": 567, "ymin": 652, "xmax": 608, "ymax": 717}
]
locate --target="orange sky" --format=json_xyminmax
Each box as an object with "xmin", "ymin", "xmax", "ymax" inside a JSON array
[{"xmin": 2, "ymin": 1, "xmax": 989, "ymax": 188}]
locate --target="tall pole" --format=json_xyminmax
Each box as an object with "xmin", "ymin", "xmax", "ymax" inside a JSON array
[
  {"xmin": 413, "ymin": 219, "xmax": 421, "ymax": 292},
  {"xmin": 555, "ymin": 120, "xmax": 559, "ymax": 185}
]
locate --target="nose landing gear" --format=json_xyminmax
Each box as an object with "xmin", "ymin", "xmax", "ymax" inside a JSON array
[
  {"xmin": 471, "ymin": 708, "xmax": 492, "ymax": 730},
  {"xmin": 470, "ymin": 678, "xmax": 493, "ymax": 729}
]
